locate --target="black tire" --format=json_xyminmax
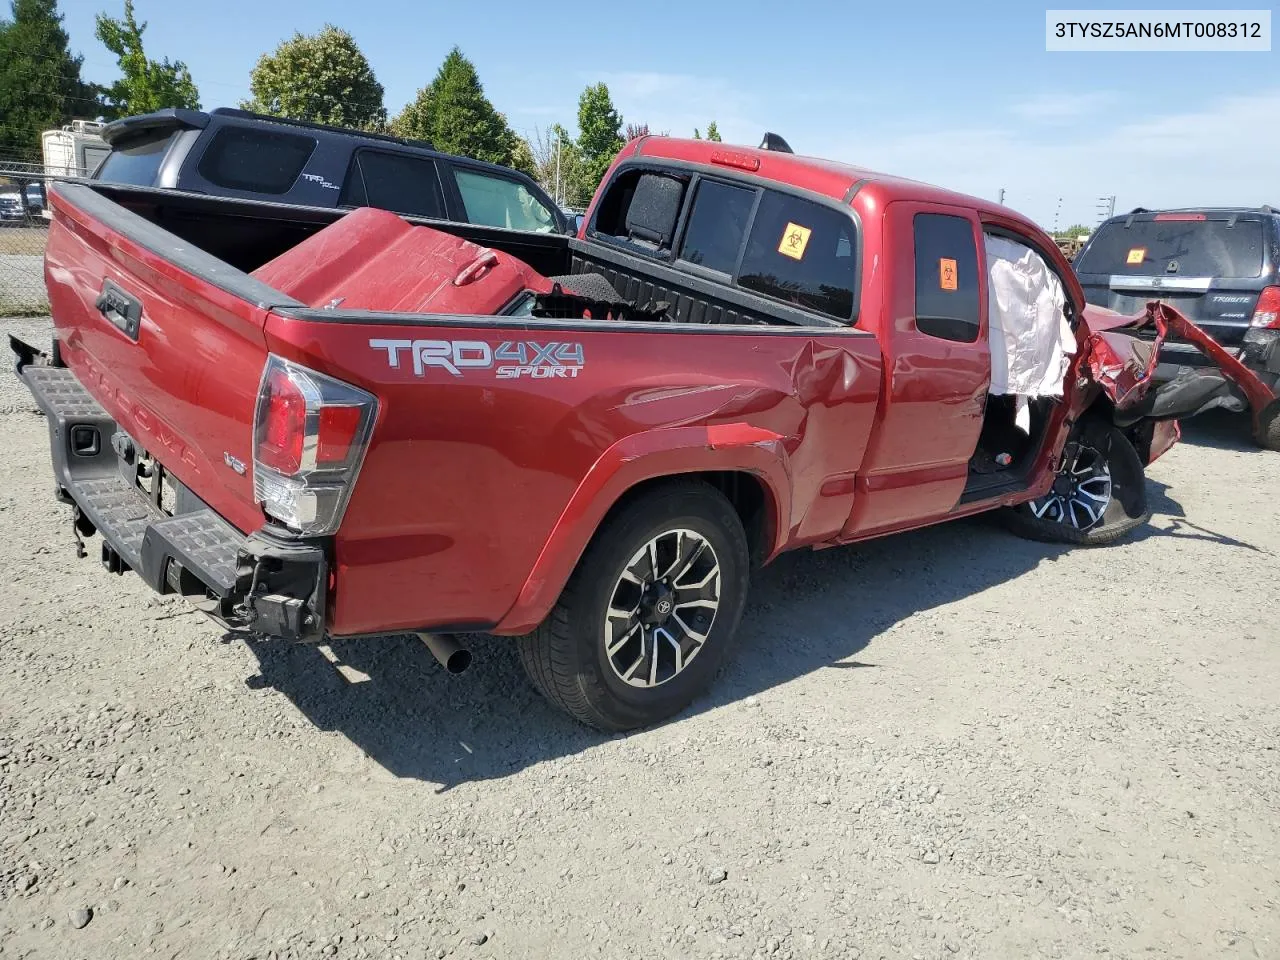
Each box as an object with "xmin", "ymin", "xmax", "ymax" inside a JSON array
[
  {"xmin": 518, "ymin": 481, "xmax": 750, "ymax": 731},
  {"xmin": 1003, "ymin": 419, "xmax": 1151, "ymax": 546},
  {"xmin": 1253, "ymin": 399, "xmax": 1280, "ymax": 452}
]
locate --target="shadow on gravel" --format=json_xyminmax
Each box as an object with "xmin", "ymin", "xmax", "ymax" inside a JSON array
[
  {"xmin": 241, "ymin": 513, "xmax": 1085, "ymax": 789},
  {"xmin": 1175, "ymin": 409, "xmax": 1257, "ymax": 452},
  {"xmin": 1135, "ymin": 479, "xmax": 1266, "ymax": 552},
  {"xmin": 242, "ymin": 632, "xmax": 602, "ymax": 792},
  {"xmin": 693, "ymin": 515, "xmax": 1072, "ymax": 717},
  {"xmin": 240, "ymin": 465, "xmax": 1251, "ymax": 788}
]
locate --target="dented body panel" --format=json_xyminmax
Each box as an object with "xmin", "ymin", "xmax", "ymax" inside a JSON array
[
  {"xmin": 21, "ymin": 147, "xmax": 1260, "ymax": 645},
  {"xmin": 264, "ymin": 313, "xmax": 883, "ymax": 635}
]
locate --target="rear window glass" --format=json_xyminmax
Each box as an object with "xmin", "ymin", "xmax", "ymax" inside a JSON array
[
  {"xmin": 1075, "ymin": 217, "xmax": 1265, "ymax": 279},
  {"xmin": 95, "ymin": 132, "xmax": 177, "ymax": 185},
  {"xmin": 341, "ymin": 150, "xmax": 444, "ymax": 219},
  {"xmin": 590, "ymin": 169, "xmax": 687, "ymax": 254},
  {"xmin": 197, "ymin": 127, "xmax": 316, "ymax": 195},
  {"xmin": 678, "ymin": 179, "xmax": 755, "ymax": 274},
  {"xmin": 737, "ymin": 191, "xmax": 856, "ymax": 320}
]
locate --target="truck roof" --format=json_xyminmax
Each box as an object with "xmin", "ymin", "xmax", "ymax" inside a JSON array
[{"xmin": 630, "ymin": 135, "xmax": 1023, "ymax": 222}]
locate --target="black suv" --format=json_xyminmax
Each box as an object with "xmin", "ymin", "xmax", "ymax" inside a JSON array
[
  {"xmin": 1074, "ymin": 206, "xmax": 1280, "ymax": 449},
  {"xmin": 92, "ymin": 107, "xmax": 570, "ymax": 236}
]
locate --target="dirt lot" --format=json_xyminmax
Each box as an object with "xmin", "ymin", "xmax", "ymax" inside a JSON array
[{"xmin": 2, "ymin": 317, "xmax": 1278, "ymax": 960}]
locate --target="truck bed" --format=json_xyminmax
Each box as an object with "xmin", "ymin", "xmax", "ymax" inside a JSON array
[{"xmin": 28, "ymin": 181, "xmax": 886, "ymax": 641}]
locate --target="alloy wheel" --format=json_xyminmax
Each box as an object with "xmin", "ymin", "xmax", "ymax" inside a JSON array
[
  {"xmin": 1029, "ymin": 442, "xmax": 1113, "ymax": 531},
  {"xmin": 602, "ymin": 528, "xmax": 722, "ymax": 688}
]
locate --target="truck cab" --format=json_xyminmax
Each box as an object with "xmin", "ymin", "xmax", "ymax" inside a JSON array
[{"xmin": 568, "ymin": 137, "xmax": 1112, "ymax": 534}]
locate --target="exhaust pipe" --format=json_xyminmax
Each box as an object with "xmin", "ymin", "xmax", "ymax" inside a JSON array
[{"xmin": 418, "ymin": 633, "xmax": 472, "ymax": 675}]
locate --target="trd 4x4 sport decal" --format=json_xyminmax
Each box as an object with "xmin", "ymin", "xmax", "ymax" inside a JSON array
[{"xmin": 370, "ymin": 338, "xmax": 585, "ymax": 379}]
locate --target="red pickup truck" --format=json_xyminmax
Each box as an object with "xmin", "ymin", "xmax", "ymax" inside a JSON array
[{"xmin": 12, "ymin": 136, "xmax": 1264, "ymax": 730}]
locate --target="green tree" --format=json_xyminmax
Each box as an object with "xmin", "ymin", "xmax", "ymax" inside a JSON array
[
  {"xmin": 392, "ymin": 82, "xmax": 434, "ymax": 141},
  {"xmin": 530, "ymin": 123, "xmax": 601, "ymax": 206},
  {"xmin": 94, "ymin": 0, "xmax": 198, "ymax": 117},
  {"xmin": 705, "ymin": 121, "xmax": 721, "ymax": 142},
  {"xmin": 1054, "ymin": 222, "xmax": 1090, "ymax": 238},
  {"xmin": 507, "ymin": 131, "xmax": 535, "ymax": 177},
  {"xmin": 392, "ymin": 47, "xmax": 522, "ymax": 168},
  {"xmin": 0, "ymin": 0, "xmax": 97, "ymax": 157},
  {"xmin": 576, "ymin": 82, "xmax": 623, "ymax": 193},
  {"xmin": 244, "ymin": 25, "xmax": 385, "ymax": 130},
  {"xmin": 692, "ymin": 128, "xmax": 701, "ymax": 140}
]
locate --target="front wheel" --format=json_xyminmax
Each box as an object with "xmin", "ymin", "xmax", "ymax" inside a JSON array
[
  {"xmin": 518, "ymin": 482, "xmax": 750, "ymax": 731},
  {"xmin": 1004, "ymin": 421, "xmax": 1151, "ymax": 546},
  {"xmin": 1253, "ymin": 399, "xmax": 1280, "ymax": 452}
]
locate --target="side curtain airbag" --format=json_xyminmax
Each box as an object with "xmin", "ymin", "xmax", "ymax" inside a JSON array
[{"xmin": 985, "ymin": 234, "xmax": 1076, "ymax": 431}]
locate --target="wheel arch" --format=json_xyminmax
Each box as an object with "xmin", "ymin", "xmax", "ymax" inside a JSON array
[
  {"xmin": 493, "ymin": 426, "xmax": 791, "ymax": 635},
  {"xmin": 1082, "ymin": 391, "xmax": 1182, "ymax": 466}
]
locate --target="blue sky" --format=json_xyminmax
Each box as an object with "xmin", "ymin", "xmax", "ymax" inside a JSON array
[{"xmin": 53, "ymin": 0, "xmax": 1277, "ymax": 228}]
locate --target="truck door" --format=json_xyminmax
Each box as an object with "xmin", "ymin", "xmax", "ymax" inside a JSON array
[{"xmin": 842, "ymin": 202, "xmax": 990, "ymax": 538}]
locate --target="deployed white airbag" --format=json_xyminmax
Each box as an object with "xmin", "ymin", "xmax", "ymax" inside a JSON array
[{"xmin": 985, "ymin": 234, "xmax": 1076, "ymax": 432}]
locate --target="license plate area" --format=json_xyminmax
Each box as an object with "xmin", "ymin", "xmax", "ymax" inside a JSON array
[
  {"xmin": 135, "ymin": 459, "xmax": 178, "ymax": 517},
  {"xmin": 112, "ymin": 430, "xmax": 178, "ymax": 517}
]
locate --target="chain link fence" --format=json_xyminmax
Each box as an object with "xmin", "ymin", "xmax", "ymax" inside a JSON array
[{"xmin": 0, "ymin": 159, "xmax": 63, "ymax": 317}]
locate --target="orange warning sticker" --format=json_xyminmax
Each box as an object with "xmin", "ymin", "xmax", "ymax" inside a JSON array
[
  {"xmin": 939, "ymin": 258, "xmax": 958, "ymax": 291},
  {"xmin": 1126, "ymin": 247, "xmax": 1146, "ymax": 265},
  {"xmin": 778, "ymin": 222, "xmax": 812, "ymax": 260}
]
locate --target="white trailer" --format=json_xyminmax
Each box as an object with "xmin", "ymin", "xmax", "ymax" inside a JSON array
[{"xmin": 39, "ymin": 121, "xmax": 111, "ymax": 219}]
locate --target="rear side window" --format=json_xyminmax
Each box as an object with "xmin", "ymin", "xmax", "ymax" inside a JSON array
[
  {"xmin": 913, "ymin": 213, "xmax": 980, "ymax": 342},
  {"xmin": 738, "ymin": 191, "xmax": 856, "ymax": 320},
  {"xmin": 454, "ymin": 168, "xmax": 557, "ymax": 233},
  {"xmin": 678, "ymin": 179, "xmax": 755, "ymax": 274},
  {"xmin": 590, "ymin": 169, "xmax": 687, "ymax": 254},
  {"xmin": 1074, "ymin": 217, "xmax": 1265, "ymax": 279},
  {"xmin": 197, "ymin": 127, "xmax": 316, "ymax": 194},
  {"xmin": 95, "ymin": 132, "xmax": 177, "ymax": 185},
  {"xmin": 340, "ymin": 150, "xmax": 445, "ymax": 219}
]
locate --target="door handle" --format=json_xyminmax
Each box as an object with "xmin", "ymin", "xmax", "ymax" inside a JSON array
[{"xmin": 95, "ymin": 279, "xmax": 142, "ymax": 341}]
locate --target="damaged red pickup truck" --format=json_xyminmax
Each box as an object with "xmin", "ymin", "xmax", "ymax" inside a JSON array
[{"xmin": 13, "ymin": 136, "xmax": 1266, "ymax": 730}]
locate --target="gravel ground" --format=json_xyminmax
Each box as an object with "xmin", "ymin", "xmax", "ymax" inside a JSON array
[{"xmin": 2, "ymin": 317, "xmax": 1278, "ymax": 960}]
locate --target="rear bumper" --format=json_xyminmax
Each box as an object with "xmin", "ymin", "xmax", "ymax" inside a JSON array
[
  {"xmin": 1153, "ymin": 331, "xmax": 1280, "ymax": 385},
  {"xmin": 1147, "ymin": 331, "xmax": 1280, "ymax": 419},
  {"xmin": 13, "ymin": 338, "xmax": 327, "ymax": 641}
]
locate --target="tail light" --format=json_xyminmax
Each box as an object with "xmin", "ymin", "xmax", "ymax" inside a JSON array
[
  {"xmin": 1250, "ymin": 286, "xmax": 1280, "ymax": 328},
  {"xmin": 252, "ymin": 355, "xmax": 378, "ymax": 536}
]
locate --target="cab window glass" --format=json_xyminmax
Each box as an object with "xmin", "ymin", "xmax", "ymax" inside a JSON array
[
  {"xmin": 913, "ymin": 213, "xmax": 980, "ymax": 342},
  {"xmin": 737, "ymin": 191, "xmax": 856, "ymax": 320},
  {"xmin": 678, "ymin": 179, "xmax": 755, "ymax": 274}
]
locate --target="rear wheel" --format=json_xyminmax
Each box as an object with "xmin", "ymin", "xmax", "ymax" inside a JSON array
[
  {"xmin": 1004, "ymin": 421, "xmax": 1150, "ymax": 546},
  {"xmin": 518, "ymin": 482, "xmax": 750, "ymax": 731}
]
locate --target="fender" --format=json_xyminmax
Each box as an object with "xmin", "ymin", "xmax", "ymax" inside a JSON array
[{"xmin": 493, "ymin": 423, "xmax": 793, "ymax": 635}]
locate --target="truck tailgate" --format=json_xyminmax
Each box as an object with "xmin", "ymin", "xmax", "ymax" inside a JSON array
[{"xmin": 42, "ymin": 182, "xmax": 302, "ymax": 534}]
